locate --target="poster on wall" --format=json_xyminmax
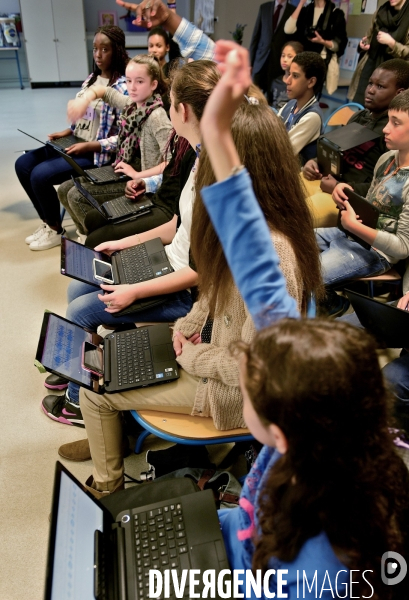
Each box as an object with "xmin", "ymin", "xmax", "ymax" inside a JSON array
[
  {"xmin": 194, "ymin": 0, "xmax": 215, "ymax": 34},
  {"xmin": 341, "ymin": 38, "xmax": 360, "ymax": 71}
]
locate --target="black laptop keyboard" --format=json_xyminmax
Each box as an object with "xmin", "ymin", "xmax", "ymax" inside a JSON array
[
  {"xmin": 92, "ymin": 167, "xmax": 124, "ymax": 182},
  {"xmin": 52, "ymin": 136, "xmax": 79, "ymax": 149},
  {"xmin": 120, "ymin": 245, "xmax": 155, "ymax": 283},
  {"xmin": 134, "ymin": 503, "xmax": 190, "ymax": 599},
  {"xmin": 106, "ymin": 196, "xmax": 139, "ymax": 216},
  {"xmin": 116, "ymin": 329, "xmax": 154, "ymax": 386}
]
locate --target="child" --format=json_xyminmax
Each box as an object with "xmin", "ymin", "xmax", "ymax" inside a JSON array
[
  {"xmin": 148, "ymin": 26, "xmax": 171, "ymax": 77},
  {"xmin": 15, "ymin": 25, "xmax": 129, "ymax": 250},
  {"xmin": 271, "ymin": 40, "xmax": 303, "ymax": 111},
  {"xmin": 59, "ymin": 54, "xmax": 172, "ymax": 236},
  {"xmin": 277, "ymin": 50, "xmax": 326, "ymax": 164},
  {"xmin": 199, "ymin": 40, "xmax": 409, "ymax": 599},
  {"xmin": 316, "ymin": 88, "xmax": 409, "ymax": 315}
]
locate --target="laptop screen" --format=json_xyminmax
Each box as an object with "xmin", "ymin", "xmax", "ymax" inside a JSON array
[
  {"xmin": 51, "ymin": 470, "xmax": 103, "ymax": 600},
  {"xmin": 39, "ymin": 313, "xmax": 94, "ymax": 388},
  {"xmin": 62, "ymin": 238, "xmax": 110, "ymax": 287}
]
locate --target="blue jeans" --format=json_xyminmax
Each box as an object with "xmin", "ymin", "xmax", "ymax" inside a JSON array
[
  {"xmin": 315, "ymin": 227, "xmax": 391, "ymax": 287},
  {"xmin": 65, "ymin": 280, "xmax": 193, "ymax": 403},
  {"xmin": 15, "ymin": 145, "xmax": 93, "ymax": 227}
]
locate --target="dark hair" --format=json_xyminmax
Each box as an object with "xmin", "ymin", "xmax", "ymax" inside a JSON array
[
  {"xmin": 239, "ymin": 318, "xmax": 409, "ymax": 600},
  {"xmin": 292, "ymin": 51, "xmax": 326, "ymax": 95},
  {"xmin": 88, "ymin": 26, "xmax": 129, "ymax": 87},
  {"xmin": 389, "ymin": 88, "xmax": 409, "ymax": 115},
  {"xmin": 191, "ymin": 103, "xmax": 323, "ymax": 316},
  {"xmin": 281, "ymin": 40, "xmax": 304, "ymax": 54},
  {"xmin": 148, "ymin": 26, "xmax": 171, "ymax": 47},
  {"xmin": 129, "ymin": 54, "xmax": 168, "ymax": 96},
  {"xmin": 170, "ymin": 60, "xmax": 221, "ymax": 122},
  {"xmin": 378, "ymin": 58, "xmax": 409, "ymax": 90}
]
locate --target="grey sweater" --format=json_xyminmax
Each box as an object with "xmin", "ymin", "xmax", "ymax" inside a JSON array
[{"xmin": 101, "ymin": 87, "xmax": 172, "ymax": 170}]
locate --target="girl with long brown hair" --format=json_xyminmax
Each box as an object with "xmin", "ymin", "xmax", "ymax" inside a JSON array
[{"xmin": 198, "ymin": 39, "xmax": 409, "ymax": 599}]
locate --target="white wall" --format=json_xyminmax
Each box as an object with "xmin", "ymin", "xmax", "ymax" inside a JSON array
[{"xmin": 0, "ymin": 0, "xmax": 21, "ymax": 14}]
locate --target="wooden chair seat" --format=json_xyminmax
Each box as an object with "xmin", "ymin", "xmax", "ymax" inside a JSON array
[
  {"xmin": 131, "ymin": 409, "xmax": 253, "ymax": 454},
  {"xmin": 355, "ymin": 267, "xmax": 402, "ymax": 298}
]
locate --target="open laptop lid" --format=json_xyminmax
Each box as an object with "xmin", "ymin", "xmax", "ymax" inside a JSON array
[
  {"xmin": 345, "ymin": 289, "xmax": 409, "ymax": 348},
  {"xmin": 61, "ymin": 237, "xmax": 112, "ymax": 287},
  {"xmin": 52, "ymin": 144, "xmax": 88, "ymax": 177},
  {"xmin": 45, "ymin": 461, "xmax": 118, "ymax": 600},
  {"xmin": 71, "ymin": 176, "xmax": 106, "ymax": 215},
  {"xmin": 18, "ymin": 128, "xmax": 45, "ymax": 145},
  {"xmin": 36, "ymin": 312, "xmax": 103, "ymax": 393},
  {"xmin": 337, "ymin": 188, "xmax": 380, "ymax": 250},
  {"xmin": 321, "ymin": 122, "xmax": 380, "ymax": 151}
]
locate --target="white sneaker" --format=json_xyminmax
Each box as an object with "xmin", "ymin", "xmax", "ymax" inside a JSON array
[
  {"xmin": 29, "ymin": 225, "xmax": 65, "ymax": 251},
  {"xmin": 25, "ymin": 223, "xmax": 46, "ymax": 245}
]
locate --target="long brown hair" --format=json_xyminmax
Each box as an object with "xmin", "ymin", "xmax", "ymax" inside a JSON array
[
  {"xmin": 170, "ymin": 60, "xmax": 221, "ymax": 123},
  {"xmin": 191, "ymin": 102, "xmax": 323, "ymax": 316},
  {"xmin": 240, "ymin": 318, "xmax": 409, "ymax": 600}
]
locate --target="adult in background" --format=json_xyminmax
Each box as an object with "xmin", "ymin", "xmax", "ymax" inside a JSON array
[
  {"xmin": 284, "ymin": 0, "xmax": 347, "ymax": 72},
  {"xmin": 249, "ymin": 0, "xmax": 296, "ymax": 103},
  {"xmin": 349, "ymin": 0, "xmax": 409, "ymax": 105}
]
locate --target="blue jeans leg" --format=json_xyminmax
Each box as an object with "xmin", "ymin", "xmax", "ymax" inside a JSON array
[
  {"xmin": 66, "ymin": 287, "xmax": 193, "ymax": 403},
  {"xmin": 315, "ymin": 227, "xmax": 391, "ymax": 286},
  {"xmin": 15, "ymin": 145, "xmax": 93, "ymax": 227},
  {"xmin": 383, "ymin": 353, "xmax": 409, "ymax": 434}
]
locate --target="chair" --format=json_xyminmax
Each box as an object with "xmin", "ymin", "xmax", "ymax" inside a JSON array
[
  {"xmin": 130, "ymin": 409, "xmax": 253, "ymax": 454},
  {"xmin": 323, "ymin": 102, "xmax": 364, "ymax": 132},
  {"xmin": 355, "ymin": 267, "xmax": 402, "ymax": 299}
]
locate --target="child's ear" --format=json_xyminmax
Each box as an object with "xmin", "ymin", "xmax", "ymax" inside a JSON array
[
  {"xmin": 166, "ymin": 44, "xmax": 170, "ymax": 53},
  {"xmin": 152, "ymin": 79, "xmax": 159, "ymax": 92},
  {"xmin": 396, "ymin": 88, "xmax": 405, "ymax": 95},
  {"xmin": 268, "ymin": 424, "xmax": 289, "ymax": 454},
  {"xmin": 307, "ymin": 76, "xmax": 317, "ymax": 90}
]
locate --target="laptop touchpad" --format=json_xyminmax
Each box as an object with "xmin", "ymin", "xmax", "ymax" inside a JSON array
[
  {"xmin": 150, "ymin": 251, "xmax": 166, "ymax": 265},
  {"xmin": 190, "ymin": 541, "xmax": 222, "ymax": 570},
  {"xmin": 152, "ymin": 344, "xmax": 170, "ymax": 362}
]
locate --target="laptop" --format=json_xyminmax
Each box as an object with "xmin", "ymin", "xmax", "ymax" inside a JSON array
[
  {"xmin": 337, "ymin": 188, "xmax": 380, "ymax": 250},
  {"xmin": 61, "ymin": 237, "xmax": 172, "ymax": 315},
  {"xmin": 17, "ymin": 128, "xmax": 85, "ymax": 153},
  {"xmin": 53, "ymin": 144, "xmax": 130, "ymax": 185},
  {"xmin": 45, "ymin": 461, "xmax": 230, "ymax": 600},
  {"xmin": 345, "ymin": 289, "xmax": 409, "ymax": 348},
  {"xmin": 72, "ymin": 177, "xmax": 153, "ymax": 224},
  {"xmin": 36, "ymin": 311, "xmax": 179, "ymax": 394},
  {"xmin": 317, "ymin": 122, "xmax": 380, "ymax": 178}
]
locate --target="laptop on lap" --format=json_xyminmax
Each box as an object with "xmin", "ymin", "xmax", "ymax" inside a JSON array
[
  {"xmin": 17, "ymin": 128, "xmax": 85, "ymax": 152},
  {"xmin": 46, "ymin": 461, "xmax": 230, "ymax": 600},
  {"xmin": 337, "ymin": 188, "xmax": 380, "ymax": 250}
]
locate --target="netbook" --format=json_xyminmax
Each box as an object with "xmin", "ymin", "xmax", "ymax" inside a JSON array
[
  {"xmin": 72, "ymin": 176, "xmax": 153, "ymax": 224},
  {"xmin": 17, "ymin": 128, "xmax": 85, "ymax": 153},
  {"xmin": 53, "ymin": 144, "xmax": 129, "ymax": 185},
  {"xmin": 337, "ymin": 188, "xmax": 380, "ymax": 250},
  {"xmin": 344, "ymin": 290, "xmax": 409, "ymax": 348},
  {"xmin": 45, "ymin": 461, "xmax": 230, "ymax": 600},
  {"xmin": 36, "ymin": 312, "xmax": 179, "ymax": 394},
  {"xmin": 317, "ymin": 122, "xmax": 380, "ymax": 178},
  {"xmin": 61, "ymin": 237, "xmax": 172, "ymax": 315}
]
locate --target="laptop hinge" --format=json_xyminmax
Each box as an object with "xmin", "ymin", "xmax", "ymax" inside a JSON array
[
  {"xmin": 112, "ymin": 524, "xmax": 127, "ymax": 600},
  {"xmin": 104, "ymin": 337, "xmax": 111, "ymax": 383}
]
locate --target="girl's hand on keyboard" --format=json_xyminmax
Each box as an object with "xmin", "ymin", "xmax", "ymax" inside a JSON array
[
  {"xmin": 98, "ymin": 284, "xmax": 137, "ymax": 312},
  {"xmin": 94, "ymin": 239, "xmax": 126, "ymax": 255},
  {"xmin": 125, "ymin": 179, "xmax": 146, "ymax": 199},
  {"xmin": 114, "ymin": 161, "xmax": 138, "ymax": 178}
]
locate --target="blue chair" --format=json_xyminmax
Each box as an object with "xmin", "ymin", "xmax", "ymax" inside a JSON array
[
  {"xmin": 323, "ymin": 102, "xmax": 364, "ymax": 132},
  {"xmin": 130, "ymin": 409, "xmax": 253, "ymax": 454}
]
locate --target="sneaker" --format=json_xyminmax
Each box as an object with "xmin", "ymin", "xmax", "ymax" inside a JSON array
[
  {"xmin": 29, "ymin": 225, "xmax": 65, "ymax": 251},
  {"xmin": 44, "ymin": 373, "xmax": 69, "ymax": 390},
  {"xmin": 41, "ymin": 393, "xmax": 85, "ymax": 427},
  {"xmin": 25, "ymin": 223, "xmax": 46, "ymax": 245}
]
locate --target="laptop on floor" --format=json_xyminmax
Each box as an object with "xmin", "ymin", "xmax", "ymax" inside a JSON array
[
  {"xmin": 337, "ymin": 188, "xmax": 380, "ymax": 250},
  {"xmin": 317, "ymin": 122, "xmax": 380, "ymax": 178},
  {"xmin": 61, "ymin": 237, "xmax": 172, "ymax": 315},
  {"xmin": 36, "ymin": 311, "xmax": 179, "ymax": 394},
  {"xmin": 72, "ymin": 176, "xmax": 153, "ymax": 224},
  {"xmin": 45, "ymin": 461, "xmax": 230, "ymax": 600},
  {"xmin": 53, "ymin": 144, "xmax": 130, "ymax": 185},
  {"xmin": 345, "ymin": 289, "xmax": 409, "ymax": 348},
  {"xmin": 17, "ymin": 128, "xmax": 85, "ymax": 153}
]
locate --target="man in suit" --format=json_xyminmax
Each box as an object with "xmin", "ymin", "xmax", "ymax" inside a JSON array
[{"xmin": 250, "ymin": 0, "xmax": 296, "ymax": 102}]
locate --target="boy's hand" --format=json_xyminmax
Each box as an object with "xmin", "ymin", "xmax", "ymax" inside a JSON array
[
  {"xmin": 332, "ymin": 182, "xmax": 353, "ymax": 209},
  {"xmin": 339, "ymin": 200, "xmax": 362, "ymax": 231},
  {"xmin": 125, "ymin": 179, "xmax": 146, "ymax": 199},
  {"xmin": 116, "ymin": 0, "xmax": 170, "ymax": 28},
  {"xmin": 303, "ymin": 160, "xmax": 322, "ymax": 181},
  {"xmin": 320, "ymin": 174, "xmax": 338, "ymax": 194},
  {"xmin": 114, "ymin": 161, "xmax": 137, "ymax": 178}
]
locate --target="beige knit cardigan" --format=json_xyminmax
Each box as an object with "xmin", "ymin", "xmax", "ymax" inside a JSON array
[{"xmin": 174, "ymin": 230, "xmax": 304, "ymax": 430}]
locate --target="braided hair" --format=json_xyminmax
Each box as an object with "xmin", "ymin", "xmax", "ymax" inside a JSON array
[{"xmin": 87, "ymin": 25, "xmax": 129, "ymax": 87}]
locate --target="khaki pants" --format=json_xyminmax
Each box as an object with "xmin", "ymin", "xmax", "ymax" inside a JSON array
[
  {"xmin": 80, "ymin": 369, "xmax": 199, "ymax": 491},
  {"xmin": 303, "ymin": 177, "xmax": 339, "ymax": 229}
]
